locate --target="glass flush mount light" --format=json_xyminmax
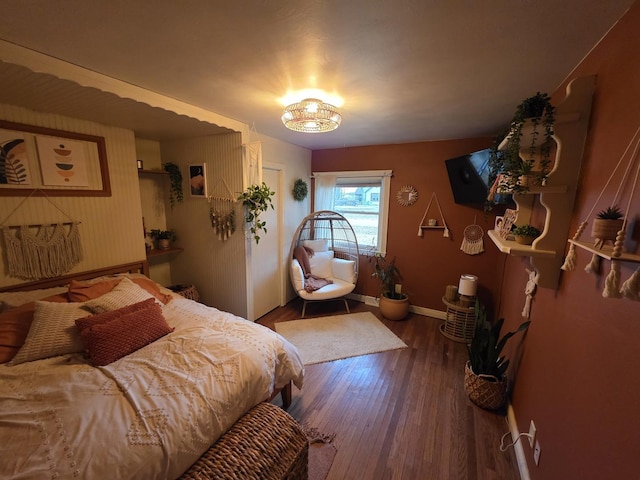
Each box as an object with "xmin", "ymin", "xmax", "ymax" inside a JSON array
[{"xmin": 281, "ymin": 98, "xmax": 342, "ymax": 133}]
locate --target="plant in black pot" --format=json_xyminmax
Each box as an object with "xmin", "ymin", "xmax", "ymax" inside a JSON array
[
  {"xmin": 464, "ymin": 301, "xmax": 530, "ymax": 410},
  {"xmin": 371, "ymin": 253, "xmax": 409, "ymax": 321},
  {"xmin": 511, "ymin": 224, "xmax": 542, "ymax": 245}
]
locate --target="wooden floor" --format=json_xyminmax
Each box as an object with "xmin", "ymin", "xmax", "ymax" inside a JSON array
[{"xmin": 258, "ymin": 298, "xmax": 520, "ymax": 480}]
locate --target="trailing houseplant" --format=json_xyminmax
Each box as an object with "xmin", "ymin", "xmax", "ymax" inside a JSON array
[
  {"xmin": 511, "ymin": 224, "xmax": 541, "ymax": 245},
  {"xmin": 464, "ymin": 301, "xmax": 530, "ymax": 410},
  {"xmin": 498, "ymin": 92, "xmax": 556, "ymax": 194},
  {"xmin": 238, "ymin": 182, "xmax": 275, "ymax": 244},
  {"xmin": 163, "ymin": 162, "xmax": 184, "ymax": 208},
  {"xmin": 370, "ymin": 253, "xmax": 409, "ymax": 321}
]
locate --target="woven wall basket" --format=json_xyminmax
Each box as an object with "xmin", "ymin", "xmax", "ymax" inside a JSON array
[{"xmin": 464, "ymin": 361, "xmax": 508, "ymax": 410}]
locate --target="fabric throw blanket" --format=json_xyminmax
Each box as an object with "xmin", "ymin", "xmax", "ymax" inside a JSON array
[{"xmin": 293, "ymin": 245, "xmax": 333, "ymax": 292}]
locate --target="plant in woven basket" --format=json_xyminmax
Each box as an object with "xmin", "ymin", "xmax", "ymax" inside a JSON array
[
  {"xmin": 592, "ymin": 205, "xmax": 625, "ymax": 248},
  {"xmin": 464, "ymin": 301, "xmax": 530, "ymax": 410}
]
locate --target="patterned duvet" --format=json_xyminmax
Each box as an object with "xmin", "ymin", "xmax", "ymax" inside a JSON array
[{"xmin": 0, "ymin": 296, "xmax": 304, "ymax": 479}]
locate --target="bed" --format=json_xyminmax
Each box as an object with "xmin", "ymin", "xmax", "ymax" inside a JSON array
[{"xmin": 0, "ymin": 261, "xmax": 305, "ymax": 479}]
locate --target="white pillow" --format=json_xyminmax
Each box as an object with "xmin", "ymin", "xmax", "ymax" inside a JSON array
[
  {"xmin": 83, "ymin": 277, "xmax": 158, "ymax": 314},
  {"xmin": 332, "ymin": 258, "xmax": 356, "ymax": 284},
  {"xmin": 0, "ymin": 286, "xmax": 68, "ymax": 312},
  {"xmin": 291, "ymin": 260, "xmax": 305, "ymax": 292},
  {"xmin": 8, "ymin": 301, "xmax": 88, "ymax": 366},
  {"xmin": 308, "ymin": 250, "xmax": 334, "ymax": 278},
  {"xmin": 303, "ymin": 239, "xmax": 329, "ymax": 252}
]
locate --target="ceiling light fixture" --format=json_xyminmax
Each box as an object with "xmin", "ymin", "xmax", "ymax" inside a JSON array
[{"xmin": 281, "ymin": 98, "xmax": 342, "ymax": 133}]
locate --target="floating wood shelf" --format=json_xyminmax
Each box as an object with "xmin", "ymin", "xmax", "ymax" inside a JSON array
[
  {"xmin": 419, "ymin": 225, "xmax": 445, "ymax": 230},
  {"xmin": 146, "ymin": 247, "xmax": 183, "ymax": 258},
  {"xmin": 568, "ymin": 240, "xmax": 640, "ymax": 264},
  {"xmin": 488, "ymin": 230, "xmax": 556, "ymax": 258},
  {"xmin": 138, "ymin": 169, "xmax": 168, "ymax": 176}
]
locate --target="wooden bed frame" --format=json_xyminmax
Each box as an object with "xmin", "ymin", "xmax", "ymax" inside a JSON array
[{"xmin": 0, "ymin": 260, "xmax": 149, "ymax": 292}]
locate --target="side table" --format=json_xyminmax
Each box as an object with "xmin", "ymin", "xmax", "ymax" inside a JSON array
[{"xmin": 440, "ymin": 297, "xmax": 475, "ymax": 343}]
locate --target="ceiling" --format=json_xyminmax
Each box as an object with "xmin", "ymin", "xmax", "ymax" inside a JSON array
[{"xmin": 0, "ymin": 0, "xmax": 635, "ymax": 149}]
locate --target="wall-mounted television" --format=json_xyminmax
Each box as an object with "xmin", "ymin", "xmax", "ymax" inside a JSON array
[{"xmin": 445, "ymin": 148, "xmax": 512, "ymax": 206}]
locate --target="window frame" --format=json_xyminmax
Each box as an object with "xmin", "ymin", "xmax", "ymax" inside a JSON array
[{"xmin": 313, "ymin": 170, "xmax": 392, "ymax": 255}]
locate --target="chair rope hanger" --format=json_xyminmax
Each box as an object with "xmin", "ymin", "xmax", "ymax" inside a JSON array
[{"xmin": 561, "ymin": 123, "xmax": 640, "ymax": 300}]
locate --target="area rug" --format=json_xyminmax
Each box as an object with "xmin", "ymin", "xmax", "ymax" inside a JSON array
[{"xmin": 275, "ymin": 312, "xmax": 407, "ymax": 365}]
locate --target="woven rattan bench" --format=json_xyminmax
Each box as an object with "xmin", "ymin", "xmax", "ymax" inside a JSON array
[{"xmin": 179, "ymin": 402, "xmax": 308, "ymax": 480}]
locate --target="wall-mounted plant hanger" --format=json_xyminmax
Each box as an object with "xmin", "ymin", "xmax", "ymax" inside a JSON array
[
  {"xmin": 417, "ymin": 192, "xmax": 450, "ymax": 237},
  {"xmin": 562, "ymin": 122, "xmax": 640, "ymax": 300}
]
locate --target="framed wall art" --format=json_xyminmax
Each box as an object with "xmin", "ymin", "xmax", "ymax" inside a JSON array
[
  {"xmin": 0, "ymin": 120, "xmax": 111, "ymax": 197},
  {"xmin": 188, "ymin": 163, "xmax": 208, "ymax": 197}
]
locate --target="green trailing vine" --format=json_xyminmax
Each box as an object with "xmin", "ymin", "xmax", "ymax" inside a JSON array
[
  {"xmin": 238, "ymin": 182, "xmax": 275, "ymax": 244},
  {"xmin": 163, "ymin": 162, "xmax": 183, "ymax": 207},
  {"xmin": 292, "ymin": 178, "xmax": 308, "ymax": 201}
]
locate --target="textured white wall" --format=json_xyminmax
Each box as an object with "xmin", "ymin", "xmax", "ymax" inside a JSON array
[{"xmin": 0, "ymin": 104, "xmax": 145, "ymax": 288}]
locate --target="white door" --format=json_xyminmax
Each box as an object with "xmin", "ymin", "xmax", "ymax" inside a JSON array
[{"xmin": 251, "ymin": 166, "xmax": 282, "ymax": 319}]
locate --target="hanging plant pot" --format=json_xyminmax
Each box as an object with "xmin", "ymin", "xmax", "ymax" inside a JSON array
[
  {"xmin": 464, "ymin": 361, "xmax": 508, "ymax": 410},
  {"xmin": 591, "ymin": 218, "xmax": 624, "ymax": 244}
]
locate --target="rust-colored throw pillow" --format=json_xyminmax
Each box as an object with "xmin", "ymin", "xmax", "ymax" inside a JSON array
[
  {"xmin": 75, "ymin": 298, "xmax": 156, "ymax": 332},
  {"xmin": 0, "ymin": 294, "xmax": 69, "ymax": 364},
  {"xmin": 77, "ymin": 300, "xmax": 174, "ymax": 366},
  {"xmin": 68, "ymin": 276, "xmax": 172, "ymax": 304}
]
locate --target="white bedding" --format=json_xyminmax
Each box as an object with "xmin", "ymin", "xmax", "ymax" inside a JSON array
[{"xmin": 0, "ymin": 296, "xmax": 304, "ymax": 479}]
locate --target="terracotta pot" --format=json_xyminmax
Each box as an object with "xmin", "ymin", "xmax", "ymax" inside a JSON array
[
  {"xmin": 514, "ymin": 235, "xmax": 535, "ymax": 245},
  {"xmin": 464, "ymin": 361, "xmax": 508, "ymax": 410},
  {"xmin": 158, "ymin": 239, "xmax": 171, "ymax": 250},
  {"xmin": 591, "ymin": 218, "xmax": 624, "ymax": 243},
  {"xmin": 379, "ymin": 294, "xmax": 409, "ymax": 321}
]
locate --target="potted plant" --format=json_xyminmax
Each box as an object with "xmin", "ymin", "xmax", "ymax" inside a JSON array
[
  {"xmin": 512, "ymin": 224, "xmax": 541, "ymax": 245},
  {"xmin": 592, "ymin": 205, "xmax": 624, "ymax": 248},
  {"xmin": 163, "ymin": 162, "xmax": 183, "ymax": 208},
  {"xmin": 371, "ymin": 253, "xmax": 409, "ymax": 321},
  {"xmin": 464, "ymin": 301, "xmax": 530, "ymax": 410},
  {"xmin": 238, "ymin": 182, "xmax": 275, "ymax": 244},
  {"xmin": 497, "ymin": 92, "xmax": 556, "ymax": 194},
  {"xmin": 149, "ymin": 229, "xmax": 177, "ymax": 250}
]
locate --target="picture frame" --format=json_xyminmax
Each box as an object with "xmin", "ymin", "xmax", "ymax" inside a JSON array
[
  {"xmin": 0, "ymin": 120, "xmax": 110, "ymax": 197},
  {"xmin": 499, "ymin": 208, "xmax": 518, "ymax": 239},
  {"xmin": 188, "ymin": 163, "xmax": 207, "ymax": 197}
]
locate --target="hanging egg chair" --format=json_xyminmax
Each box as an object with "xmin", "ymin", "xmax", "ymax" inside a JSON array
[{"xmin": 289, "ymin": 211, "xmax": 360, "ymax": 317}]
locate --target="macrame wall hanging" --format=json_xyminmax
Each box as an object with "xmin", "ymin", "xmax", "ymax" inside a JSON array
[
  {"xmin": 561, "ymin": 123, "xmax": 640, "ymax": 300},
  {"xmin": 208, "ymin": 177, "xmax": 236, "ymax": 241},
  {"xmin": 417, "ymin": 192, "xmax": 450, "ymax": 238},
  {"xmin": 460, "ymin": 216, "xmax": 484, "ymax": 255},
  {"xmin": 1, "ymin": 190, "xmax": 83, "ymax": 280}
]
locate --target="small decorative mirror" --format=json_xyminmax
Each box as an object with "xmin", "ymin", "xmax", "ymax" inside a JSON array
[{"xmin": 396, "ymin": 185, "xmax": 418, "ymax": 206}]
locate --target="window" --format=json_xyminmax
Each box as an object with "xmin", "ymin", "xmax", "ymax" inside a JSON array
[{"xmin": 313, "ymin": 170, "xmax": 392, "ymax": 254}]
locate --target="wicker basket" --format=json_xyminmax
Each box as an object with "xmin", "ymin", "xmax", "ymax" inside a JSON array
[
  {"xmin": 464, "ymin": 361, "xmax": 508, "ymax": 410},
  {"xmin": 168, "ymin": 284, "xmax": 200, "ymax": 302},
  {"xmin": 180, "ymin": 402, "xmax": 308, "ymax": 480}
]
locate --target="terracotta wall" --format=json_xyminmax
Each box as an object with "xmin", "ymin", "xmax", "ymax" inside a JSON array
[
  {"xmin": 312, "ymin": 138, "xmax": 508, "ymax": 315},
  {"xmin": 501, "ymin": 3, "xmax": 640, "ymax": 479}
]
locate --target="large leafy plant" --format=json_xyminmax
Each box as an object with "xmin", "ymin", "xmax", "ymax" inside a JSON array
[
  {"xmin": 370, "ymin": 253, "xmax": 406, "ymax": 300},
  {"xmin": 467, "ymin": 301, "xmax": 530, "ymax": 379},
  {"xmin": 238, "ymin": 182, "xmax": 275, "ymax": 244}
]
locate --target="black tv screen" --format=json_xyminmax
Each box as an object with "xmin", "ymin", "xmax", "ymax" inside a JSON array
[{"xmin": 445, "ymin": 148, "xmax": 512, "ymax": 206}]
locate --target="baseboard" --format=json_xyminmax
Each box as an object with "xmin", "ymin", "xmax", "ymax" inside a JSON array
[
  {"xmin": 348, "ymin": 293, "xmax": 446, "ymax": 320},
  {"xmin": 507, "ymin": 403, "xmax": 530, "ymax": 480}
]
